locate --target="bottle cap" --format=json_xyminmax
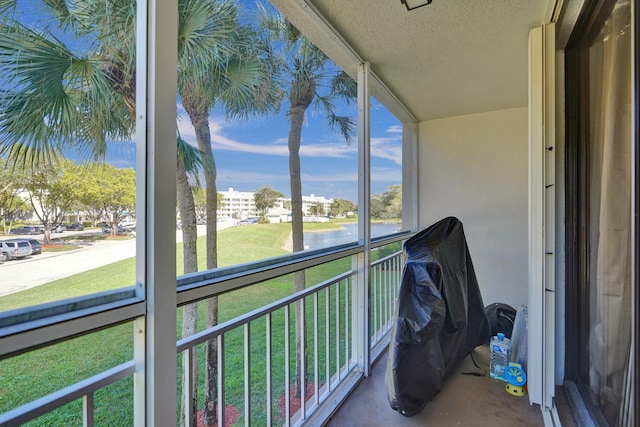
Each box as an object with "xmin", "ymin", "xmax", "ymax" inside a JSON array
[{"xmin": 497, "ymin": 332, "xmax": 505, "ymax": 340}]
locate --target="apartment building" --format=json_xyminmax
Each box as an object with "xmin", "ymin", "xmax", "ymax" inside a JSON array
[
  {"xmin": 217, "ymin": 187, "xmax": 257, "ymax": 219},
  {"xmin": 219, "ymin": 188, "xmax": 334, "ymax": 220}
]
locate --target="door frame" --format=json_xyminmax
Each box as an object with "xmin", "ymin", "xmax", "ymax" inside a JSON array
[{"xmin": 633, "ymin": 0, "xmax": 639, "ymax": 419}]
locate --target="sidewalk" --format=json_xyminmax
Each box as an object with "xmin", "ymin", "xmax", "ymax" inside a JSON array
[
  {"xmin": 0, "ymin": 221, "xmax": 235, "ymax": 297},
  {"xmin": 0, "ymin": 238, "xmax": 136, "ymax": 297}
]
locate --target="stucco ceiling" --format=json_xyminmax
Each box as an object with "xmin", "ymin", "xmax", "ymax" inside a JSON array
[{"xmin": 307, "ymin": 0, "xmax": 549, "ymax": 122}]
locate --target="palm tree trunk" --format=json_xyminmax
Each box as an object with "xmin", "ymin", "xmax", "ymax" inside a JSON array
[
  {"xmin": 204, "ymin": 296, "xmax": 218, "ymax": 425},
  {"xmin": 177, "ymin": 155, "xmax": 199, "ymax": 427},
  {"xmin": 196, "ymin": 123, "xmax": 220, "ymax": 426},
  {"xmin": 288, "ymin": 105, "xmax": 307, "ymax": 398},
  {"xmin": 183, "ymin": 94, "xmax": 219, "ymax": 426}
]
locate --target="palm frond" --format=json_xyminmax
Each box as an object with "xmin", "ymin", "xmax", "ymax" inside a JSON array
[
  {"xmin": 0, "ymin": 19, "xmax": 133, "ymax": 165},
  {"xmin": 0, "ymin": 0, "xmax": 16, "ymax": 14},
  {"xmin": 256, "ymin": 2, "xmax": 285, "ymax": 39},
  {"xmin": 326, "ymin": 114, "xmax": 356, "ymax": 144},
  {"xmin": 178, "ymin": 0, "xmax": 237, "ymax": 81},
  {"xmin": 312, "ymin": 90, "xmax": 355, "ymax": 144},
  {"xmin": 41, "ymin": 0, "xmax": 75, "ymax": 30},
  {"xmin": 0, "ymin": 139, "xmax": 63, "ymax": 171},
  {"xmin": 219, "ymin": 56, "xmax": 280, "ymax": 119},
  {"xmin": 177, "ymin": 136, "xmax": 204, "ymax": 186},
  {"xmin": 330, "ymin": 70, "xmax": 357, "ymax": 104},
  {"xmin": 72, "ymin": 0, "xmax": 136, "ymax": 41}
]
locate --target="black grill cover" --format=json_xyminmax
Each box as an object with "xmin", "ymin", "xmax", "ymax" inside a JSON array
[{"xmin": 385, "ymin": 217, "xmax": 491, "ymax": 416}]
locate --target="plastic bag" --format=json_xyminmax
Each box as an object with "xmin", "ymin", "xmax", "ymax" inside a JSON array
[{"xmin": 385, "ymin": 217, "xmax": 491, "ymax": 416}]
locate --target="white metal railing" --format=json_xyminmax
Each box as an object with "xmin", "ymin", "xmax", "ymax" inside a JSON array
[
  {"xmin": 370, "ymin": 251, "xmax": 404, "ymax": 360},
  {"xmin": 173, "ymin": 249, "xmax": 403, "ymax": 427},
  {"xmin": 0, "ymin": 361, "xmax": 136, "ymax": 426},
  {"xmin": 176, "ymin": 271, "xmax": 358, "ymax": 427},
  {"xmin": 0, "ymin": 249, "xmax": 404, "ymax": 426}
]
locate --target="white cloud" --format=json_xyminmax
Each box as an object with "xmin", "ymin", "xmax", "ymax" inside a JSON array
[
  {"xmin": 108, "ymin": 158, "xmax": 135, "ymax": 169},
  {"xmin": 386, "ymin": 124, "xmax": 403, "ymax": 133},
  {"xmin": 177, "ymin": 113, "xmax": 402, "ymax": 165},
  {"xmin": 216, "ymin": 168, "xmax": 289, "ymax": 188},
  {"xmin": 301, "ymin": 171, "xmax": 358, "ymax": 183},
  {"xmin": 371, "ymin": 137, "xmax": 402, "ymax": 165},
  {"xmin": 178, "ymin": 115, "xmax": 357, "ymax": 158},
  {"xmin": 214, "ymin": 165, "xmax": 400, "ymax": 204},
  {"xmin": 370, "ymin": 167, "xmax": 402, "ymax": 182}
]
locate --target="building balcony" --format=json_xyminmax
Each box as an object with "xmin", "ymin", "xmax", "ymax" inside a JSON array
[{"xmin": 0, "ymin": 242, "xmax": 578, "ymax": 426}]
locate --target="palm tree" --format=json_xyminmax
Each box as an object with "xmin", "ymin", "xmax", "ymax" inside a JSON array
[
  {"xmin": 258, "ymin": 3, "xmax": 357, "ymax": 398},
  {"xmin": 0, "ymin": 0, "xmax": 134, "ymax": 166},
  {"xmin": 0, "ymin": 1, "xmax": 277, "ymax": 425},
  {"xmin": 178, "ymin": 1, "xmax": 279, "ymax": 423},
  {"xmin": 0, "ymin": 2, "xmax": 200, "ymax": 424}
]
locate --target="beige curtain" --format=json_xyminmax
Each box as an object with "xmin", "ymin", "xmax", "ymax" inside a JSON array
[{"xmin": 587, "ymin": 2, "xmax": 632, "ymax": 425}]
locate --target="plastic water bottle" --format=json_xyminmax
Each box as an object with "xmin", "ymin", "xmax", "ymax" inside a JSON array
[{"xmin": 490, "ymin": 332, "xmax": 511, "ymax": 381}]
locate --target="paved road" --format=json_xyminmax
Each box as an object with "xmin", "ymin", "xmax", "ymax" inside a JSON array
[
  {"xmin": 0, "ymin": 238, "xmax": 136, "ymax": 297},
  {"xmin": 0, "ymin": 222, "xmax": 236, "ymax": 297}
]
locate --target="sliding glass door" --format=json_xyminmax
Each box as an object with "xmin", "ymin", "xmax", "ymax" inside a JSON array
[{"xmin": 565, "ymin": 0, "xmax": 635, "ymax": 425}]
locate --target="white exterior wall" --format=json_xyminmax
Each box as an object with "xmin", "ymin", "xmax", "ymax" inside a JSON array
[
  {"xmin": 218, "ymin": 188, "xmax": 258, "ymax": 219},
  {"xmin": 303, "ymin": 194, "xmax": 333, "ymax": 216},
  {"xmin": 418, "ymin": 107, "xmax": 529, "ymax": 309},
  {"xmin": 219, "ymin": 188, "xmax": 334, "ymax": 220},
  {"xmin": 276, "ymin": 195, "xmax": 333, "ymax": 217}
]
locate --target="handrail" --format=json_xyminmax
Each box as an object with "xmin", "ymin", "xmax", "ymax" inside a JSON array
[
  {"xmin": 177, "ymin": 271, "xmax": 353, "ymax": 352},
  {"xmin": 1, "ymin": 233, "xmax": 405, "ymax": 335},
  {"xmin": 0, "ymin": 287, "xmax": 138, "ymax": 329},
  {"xmin": 176, "ymin": 243, "xmax": 361, "ymax": 306},
  {"xmin": 0, "ymin": 361, "xmax": 136, "ymax": 426},
  {"xmin": 1, "ymin": 249, "xmax": 405, "ymax": 427}
]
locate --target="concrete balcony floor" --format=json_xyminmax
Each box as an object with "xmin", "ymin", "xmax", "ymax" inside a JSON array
[{"xmin": 327, "ymin": 346, "xmax": 578, "ymax": 427}]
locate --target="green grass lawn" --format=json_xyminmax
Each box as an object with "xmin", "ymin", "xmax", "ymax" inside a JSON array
[
  {"xmin": 0, "ymin": 222, "xmax": 363, "ymax": 426},
  {"xmin": 0, "ymin": 222, "xmax": 344, "ymax": 313}
]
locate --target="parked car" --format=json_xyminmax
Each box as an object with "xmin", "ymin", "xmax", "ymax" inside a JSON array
[
  {"xmin": 0, "ymin": 249, "xmax": 8, "ymax": 263},
  {"xmin": 0, "ymin": 240, "xmax": 32, "ymax": 259},
  {"xmin": 118, "ymin": 220, "xmax": 136, "ymax": 229},
  {"xmin": 52, "ymin": 224, "xmax": 66, "ymax": 233},
  {"xmin": 66, "ymin": 222, "xmax": 84, "ymax": 231},
  {"xmin": 26, "ymin": 239, "xmax": 42, "ymax": 255},
  {"xmin": 5, "ymin": 238, "xmax": 41, "ymax": 255},
  {"xmin": 238, "ymin": 217, "xmax": 259, "ymax": 225},
  {"xmin": 11, "ymin": 226, "xmax": 39, "ymax": 235},
  {"xmin": 103, "ymin": 225, "xmax": 128, "ymax": 234}
]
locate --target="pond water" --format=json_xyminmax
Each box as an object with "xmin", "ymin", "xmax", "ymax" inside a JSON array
[{"xmin": 304, "ymin": 222, "xmax": 402, "ymax": 250}]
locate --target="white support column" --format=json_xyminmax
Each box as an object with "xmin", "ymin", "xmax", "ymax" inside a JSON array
[
  {"xmin": 528, "ymin": 23, "xmax": 558, "ymax": 424},
  {"xmin": 353, "ymin": 62, "xmax": 371, "ymax": 375},
  {"xmin": 543, "ymin": 23, "xmax": 557, "ymax": 414},
  {"xmin": 133, "ymin": 0, "xmax": 178, "ymax": 423},
  {"xmin": 402, "ymin": 122, "xmax": 419, "ymax": 231}
]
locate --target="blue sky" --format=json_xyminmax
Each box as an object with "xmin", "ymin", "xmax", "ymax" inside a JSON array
[
  {"xmin": 175, "ymin": 101, "xmax": 402, "ymax": 203},
  {"xmin": 105, "ymin": 99, "xmax": 402, "ymax": 204},
  {"xmin": 11, "ymin": 0, "xmax": 404, "ymax": 204}
]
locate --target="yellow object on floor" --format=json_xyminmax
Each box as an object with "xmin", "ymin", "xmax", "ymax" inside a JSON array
[{"xmin": 505, "ymin": 383, "xmax": 527, "ymax": 397}]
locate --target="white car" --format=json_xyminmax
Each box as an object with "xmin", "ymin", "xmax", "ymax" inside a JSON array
[
  {"xmin": 118, "ymin": 220, "xmax": 136, "ymax": 229},
  {"xmin": 0, "ymin": 240, "xmax": 32, "ymax": 260}
]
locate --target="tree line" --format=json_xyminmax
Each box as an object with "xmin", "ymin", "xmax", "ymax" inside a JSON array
[
  {"xmin": 0, "ymin": 158, "xmax": 135, "ymax": 243},
  {"xmin": 253, "ymin": 184, "xmax": 358, "ymax": 218},
  {"xmin": 252, "ymin": 184, "xmax": 403, "ymax": 220}
]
